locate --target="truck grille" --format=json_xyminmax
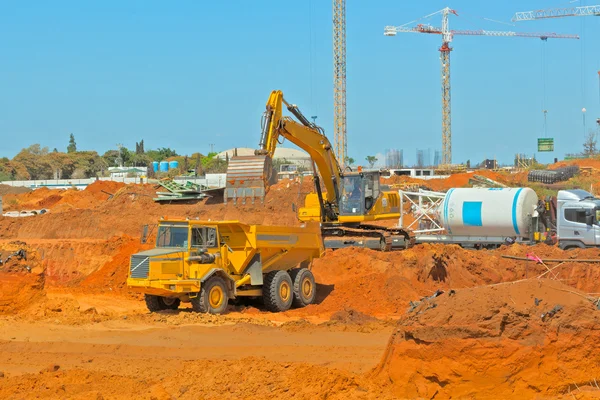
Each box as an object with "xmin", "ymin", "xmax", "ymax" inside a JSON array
[{"xmin": 130, "ymin": 255, "xmax": 150, "ymax": 278}]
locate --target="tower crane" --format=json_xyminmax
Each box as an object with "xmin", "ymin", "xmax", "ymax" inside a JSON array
[
  {"xmin": 512, "ymin": 5, "xmax": 600, "ymax": 21},
  {"xmin": 385, "ymin": 7, "xmax": 579, "ymax": 166},
  {"xmin": 333, "ymin": 0, "xmax": 347, "ymax": 168},
  {"xmin": 512, "ymin": 5, "xmax": 600, "ymax": 141}
]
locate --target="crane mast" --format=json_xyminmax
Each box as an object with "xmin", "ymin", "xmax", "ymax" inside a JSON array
[
  {"xmin": 440, "ymin": 7, "xmax": 454, "ymax": 166},
  {"xmin": 333, "ymin": 0, "xmax": 347, "ymax": 168},
  {"xmin": 385, "ymin": 8, "xmax": 578, "ymax": 166}
]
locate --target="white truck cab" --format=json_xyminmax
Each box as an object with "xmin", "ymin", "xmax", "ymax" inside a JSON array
[{"xmin": 556, "ymin": 189, "xmax": 600, "ymax": 249}]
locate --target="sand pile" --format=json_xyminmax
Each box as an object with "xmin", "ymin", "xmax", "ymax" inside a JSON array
[{"xmin": 373, "ymin": 279, "xmax": 600, "ymax": 399}]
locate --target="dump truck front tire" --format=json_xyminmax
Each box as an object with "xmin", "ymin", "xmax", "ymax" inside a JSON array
[
  {"xmin": 263, "ymin": 270, "xmax": 293, "ymax": 312},
  {"xmin": 193, "ymin": 276, "xmax": 228, "ymax": 314},
  {"xmin": 161, "ymin": 297, "xmax": 181, "ymax": 310},
  {"xmin": 290, "ymin": 268, "xmax": 316, "ymax": 308},
  {"xmin": 144, "ymin": 295, "xmax": 180, "ymax": 312}
]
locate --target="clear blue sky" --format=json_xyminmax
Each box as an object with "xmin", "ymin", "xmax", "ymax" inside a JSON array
[{"xmin": 0, "ymin": 1, "xmax": 598, "ymax": 166}]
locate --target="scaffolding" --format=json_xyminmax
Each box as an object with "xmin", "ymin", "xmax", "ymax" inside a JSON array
[{"xmin": 399, "ymin": 189, "xmax": 446, "ymax": 233}]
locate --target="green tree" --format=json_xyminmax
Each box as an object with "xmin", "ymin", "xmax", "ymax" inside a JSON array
[
  {"xmin": 365, "ymin": 155, "xmax": 378, "ymax": 168},
  {"xmin": 135, "ymin": 139, "xmax": 145, "ymax": 154},
  {"xmin": 43, "ymin": 152, "xmax": 74, "ymax": 179},
  {"xmin": 70, "ymin": 151, "xmax": 108, "ymax": 178},
  {"xmin": 583, "ymin": 131, "xmax": 597, "ymax": 157},
  {"xmin": 345, "ymin": 156, "xmax": 355, "ymax": 166},
  {"xmin": 67, "ymin": 133, "xmax": 77, "ymax": 153},
  {"xmin": 119, "ymin": 147, "xmax": 133, "ymax": 166},
  {"xmin": 193, "ymin": 153, "xmax": 203, "ymax": 176},
  {"xmin": 102, "ymin": 150, "xmax": 121, "ymax": 167},
  {"xmin": 13, "ymin": 145, "xmax": 51, "ymax": 179},
  {"xmin": 131, "ymin": 153, "xmax": 152, "ymax": 167},
  {"xmin": 145, "ymin": 147, "xmax": 178, "ymax": 162}
]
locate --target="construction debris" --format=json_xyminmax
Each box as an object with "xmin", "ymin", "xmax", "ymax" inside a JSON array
[
  {"xmin": 541, "ymin": 304, "xmax": 563, "ymax": 321},
  {"xmin": 153, "ymin": 180, "xmax": 209, "ymax": 202},
  {"xmin": 0, "ymin": 249, "xmax": 27, "ymax": 266},
  {"xmin": 468, "ymin": 174, "xmax": 507, "ymax": 188},
  {"xmin": 528, "ymin": 165, "xmax": 579, "ymax": 184}
]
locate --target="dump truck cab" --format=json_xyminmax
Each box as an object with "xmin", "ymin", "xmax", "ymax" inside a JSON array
[{"xmin": 127, "ymin": 219, "xmax": 324, "ymax": 314}]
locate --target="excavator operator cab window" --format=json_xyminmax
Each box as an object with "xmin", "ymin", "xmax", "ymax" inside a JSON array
[
  {"xmin": 340, "ymin": 175, "xmax": 365, "ymax": 216},
  {"xmin": 191, "ymin": 226, "xmax": 218, "ymax": 248}
]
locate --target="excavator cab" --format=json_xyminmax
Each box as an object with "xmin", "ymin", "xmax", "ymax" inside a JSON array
[{"xmin": 339, "ymin": 172, "xmax": 380, "ymax": 216}]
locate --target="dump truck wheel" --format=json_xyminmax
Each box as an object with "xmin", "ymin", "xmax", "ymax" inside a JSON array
[
  {"xmin": 193, "ymin": 276, "xmax": 228, "ymax": 314},
  {"xmin": 290, "ymin": 268, "xmax": 316, "ymax": 308},
  {"xmin": 263, "ymin": 270, "xmax": 293, "ymax": 312},
  {"xmin": 161, "ymin": 297, "xmax": 181, "ymax": 310},
  {"xmin": 145, "ymin": 295, "xmax": 181, "ymax": 312}
]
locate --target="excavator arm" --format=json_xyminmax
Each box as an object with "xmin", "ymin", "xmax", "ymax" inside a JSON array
[{"xmin": 257, "ymin": 90, "xmax": 342, "ymax": 209}]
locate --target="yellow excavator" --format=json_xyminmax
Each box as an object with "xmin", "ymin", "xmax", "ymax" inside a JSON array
[{"xmin": 225, "ymin": 90, "xmax": 412, "ymax": 251}]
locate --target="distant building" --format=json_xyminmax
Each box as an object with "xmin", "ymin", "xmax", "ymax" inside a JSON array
[
  {"xmin": 108, "ymin": 167, "xmax": 146, "ymax": 178},
  {"xmin": 215, "ymin": 147, "xmax": 312, "ymax": 169}
]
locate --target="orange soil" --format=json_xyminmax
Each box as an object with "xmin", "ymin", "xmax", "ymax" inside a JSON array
[
  {"xmin": 4, "ymin": 177, "xmax": 600, "ymax": 397},
  {"xmin": 383, "ymin": 169, "xmax": 524, "ymax": 192},
  {"xmin": 373, "ymin": 279, "xmax": 600, "ymax": 399}
]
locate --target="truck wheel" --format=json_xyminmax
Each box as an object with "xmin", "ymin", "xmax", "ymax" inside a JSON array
[
  {"xmin": 289, "ymin": 268, "xmax": 316, "ymax": 308},
  {"xmin": 145, "ymin": 295, "xmax": 181, "ymax": 312},
  {"xmin": 263, "ymin": 270, "xmax": 293, "ymax": 312},
  {"xmin": 193, "ymin": 276, "xmax": 228, "ymax": 314},
  {"xmin": 161, "ymin": 297, "xmax": 181, "ymax": 310}
]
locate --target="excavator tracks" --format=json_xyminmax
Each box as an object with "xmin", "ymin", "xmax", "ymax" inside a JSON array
[{"xmin": 321, "ymin": 224, "xmax": 413, "ymax": 252}]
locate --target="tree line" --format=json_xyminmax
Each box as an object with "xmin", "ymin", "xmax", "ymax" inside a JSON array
[{"xmin": 0, "ymin": 134, "xmax": 227, "ymax": 181}]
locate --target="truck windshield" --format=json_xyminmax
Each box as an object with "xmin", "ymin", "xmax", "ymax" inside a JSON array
[{"xmin": 156, "ymin": 225, "xmax": 189, "ymax": 248}]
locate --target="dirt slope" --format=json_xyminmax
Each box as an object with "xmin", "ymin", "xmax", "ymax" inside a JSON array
[{"xmin": 373, "ymin": 279, "xmax": 600, "ymax": 399}]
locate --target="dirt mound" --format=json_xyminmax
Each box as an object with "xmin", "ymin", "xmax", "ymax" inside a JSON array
[
  {"xmin": 330, "ymin": 308, "xmax": 379, "ymax": 324},
  {"xmin": 2, "ymin": 181, "xmax": 126, "ymax": 213},
  {"xmin": 373, "ymin": 279, "xmax": 600, "ymax": 399},
  {"xmin": 79, "ymin": 235, "xmax": 151, "ymax": 294},
  {"xmin": 382, "ymin": 169, "xmax": 528, "ymax": 192},
  {"xmin": 0, "ymin": 184, "xmax": 30, "ymax": 195},
  {"xmin": 290, "ymin": 243, "xmax": 600, "ymax": 319},
  {"xmin": 0, "ymin": 181, "xmax": 302, "ymax": 240}
]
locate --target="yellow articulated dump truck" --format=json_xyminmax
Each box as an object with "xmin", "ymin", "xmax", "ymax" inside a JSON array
[{"xmin": 127, "ymin": 219, "xmax": 324, "ymax": 314}]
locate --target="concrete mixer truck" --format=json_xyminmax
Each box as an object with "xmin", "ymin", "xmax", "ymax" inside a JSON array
[{"xmin": 401, "ymin": 187, "xmax": 600, "ymax": 250}]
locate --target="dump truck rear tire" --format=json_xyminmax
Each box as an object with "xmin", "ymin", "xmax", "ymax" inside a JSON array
[
  {"xmin": 290, "ymin": 268, "xmax": 316, "ymax": 308},
  {"xmin": 144, "ymin": 295, "xmax": 180, "ymax": 312},
  {"xmin": 263, "ymin": 270, "xmax": 293, "ymax": 312},
  {"xmin": 192, "ymin": 276, "xmax": 228, "ymax": 314}
]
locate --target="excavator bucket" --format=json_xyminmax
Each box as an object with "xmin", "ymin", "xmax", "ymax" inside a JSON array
[{"xmin": 224, "ymin": 155, "xmax": 277, "ymax": 204}]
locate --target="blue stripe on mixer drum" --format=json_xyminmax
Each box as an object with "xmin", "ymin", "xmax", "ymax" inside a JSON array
[
  {"xmin": 462, "ymin": 201, "xmax": 483, "ymax": 227},
  {"xmin": 444, "ymin": 188, "xmax": 455, "ymax": 234},
  {"xmin": 511, "ymin": 188, "xmax": 523, "ymax": 235}
]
